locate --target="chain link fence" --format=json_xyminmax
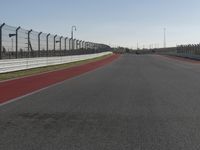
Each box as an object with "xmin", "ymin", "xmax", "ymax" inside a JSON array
[
  {"xmin": 177, "ymin": 44, "xmax": 200, "ymax": 55},
  {"xmin": 0, "ymin": 23, "xmax": 111, "ymax": 59}
]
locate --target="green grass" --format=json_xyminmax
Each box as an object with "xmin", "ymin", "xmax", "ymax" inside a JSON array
[{"xmin": 0, "ymin": 54, "xmax": 112, "ymax": 81}]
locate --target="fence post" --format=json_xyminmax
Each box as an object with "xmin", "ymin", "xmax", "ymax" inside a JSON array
[
  {"xmin": 65, "ymin": 37, "xmax": 68, "ymax": 51},
  {"xmin": 46, "ymin": 33, "xmax": 50, "ymax": 57},
  {"xmin": 83, "ymin": 41, "xmax": 85, "ymax": 49},
  {"xmin": 76, "ymin": 40, "xmax": 78, "ymax": 50},
  {"xmin": 74, "ymin": 39, "xmax": 77, "ymax": 50},
  {"xmin": 69, "ymin": 38, "xmax": 71, "ymax": 50},
  {"xmin": 28, "ymin": 29, "xmax": 33, "ymax": 57},
  {"xmin": 15, "ymin": 26, "xmax": 21, "ymax": 58},
  {"xmin": 69, "ymin": 38, "xmax": 70, "ymax": 50},
  {"xmin": 60, "ymin": 36, "xmax": 63, "ymax": 56},
  {"xmin": 81, "ymin": 41, "xmax": 83, "ymax": 49},
  {"xmin": 78, "ymin": 40, "xmax": 81, "ymax": 49},
  {"xmin": 78, "ymin": 40, "xmax": 80, "ymax": 49},
  {"xmin": 82, "ymin": 41, "xmax": 84, "ymax": 49},
  {"xmin": 54, "ymin": 35, "xmax": 57, "ymax": 51},
  {"xmin": 64, "ymin": 37, "xmax": 68, "ymax": 55},
  {"xmin": 72, "ymin": 38, "xmax": 74, "ymax": 50},
  {"xmin": 73, "ymin": 39, "xmax": 76, "ymax": 50},
  {"xmin": 75, "ymin": 39, "xmax": 77, "ymax": 50},
  {"xmin": 38, "ymin": 32, "xmax": 42, "ymax": 57},
  {"xmin": 79, "ymin": 40, "xmax": 81, "ymax": 49},
  {"xmin": 77, "ymin": 40, "xmax": 79, "ymax": 49},
  {"xmin": 75, "ymin": 40, "xmax": 78, "ymax": 50},
  {"xmin": 0, "ymin": 23, "xmax": 5, "ymax": 59},
  {"xmin": 85, "ymin": 42, "xmax": 87, "ymax": 49}
]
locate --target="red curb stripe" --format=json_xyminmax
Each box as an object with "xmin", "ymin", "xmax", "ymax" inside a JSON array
[{"xmin": 0, "ymin": 54, "xmax": 120, "ymax": 104}]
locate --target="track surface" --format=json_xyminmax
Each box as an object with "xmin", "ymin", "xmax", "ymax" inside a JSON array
[
  {"xmin": 0, "ymin": 54, "xmax": 119, "ymax": 104},
  {"xmin": 1, "ymin": 54, "xmax": 200, "ymax": 150}
]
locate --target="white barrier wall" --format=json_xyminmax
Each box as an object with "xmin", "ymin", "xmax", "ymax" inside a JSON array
[{"xmin": 0, "ymin": 52, "xmax": 113, "ymax": 73}]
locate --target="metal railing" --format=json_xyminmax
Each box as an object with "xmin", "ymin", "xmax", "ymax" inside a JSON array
[{"xmin": 0, "ymin": 23, "xmax": 110, "ymax": 59}]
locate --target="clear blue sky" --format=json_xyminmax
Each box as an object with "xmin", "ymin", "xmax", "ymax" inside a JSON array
[{"xmin": 0, "ymin": 0, "xmax": 200, "ymax": 48}]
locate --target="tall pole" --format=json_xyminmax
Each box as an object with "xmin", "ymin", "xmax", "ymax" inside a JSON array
[
  {"xmin": 0, "ymin": 23, "xmax": 5, "ymax": 59},
  {"xmin": 15, "ymin": 26, "xmax": 21, "ymax": 58},
  {"xmin": 164, "ymin": 28, "xmax": 166, "ymax": 48},
  {"xmin": 38, "ymin": 32, "xmax": 42, "ymax": 57}
]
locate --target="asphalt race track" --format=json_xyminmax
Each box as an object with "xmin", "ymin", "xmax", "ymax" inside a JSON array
[{"xmin": 1, "ymin": 54, "xmax": 200, "ymax": 150}]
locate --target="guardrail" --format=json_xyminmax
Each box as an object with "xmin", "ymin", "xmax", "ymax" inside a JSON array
[{"xmin": 0, "ymin": 52, "xmax": 112, "ymax": 73}]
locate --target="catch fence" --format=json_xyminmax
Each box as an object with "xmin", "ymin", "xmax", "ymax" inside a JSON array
[{"xmin": 0, "ymin": 23, "xmax": 110, "ymax": 59}]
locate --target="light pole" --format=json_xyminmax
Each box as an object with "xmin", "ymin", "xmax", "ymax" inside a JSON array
[{"xmin": 71, "ymin": 26, "xmax": 77, "ymax": 50}]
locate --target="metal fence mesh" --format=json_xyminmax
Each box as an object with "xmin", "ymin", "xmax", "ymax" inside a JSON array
[
  {"xmin": 0, "ymin": 23, "xmax": 110, "ymax": 59},
  {"xmin": 177, "ymin": 44, "xmax": 200, "ymax": 55}
]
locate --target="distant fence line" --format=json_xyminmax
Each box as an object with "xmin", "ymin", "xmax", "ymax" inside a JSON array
[
  {"xmin": 177, "ymin": 44, "xmax": 200, "ymax": 55},
  {"xmin": 0, "ymin": 23, "xmax": 110, "ymax": 59}
]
